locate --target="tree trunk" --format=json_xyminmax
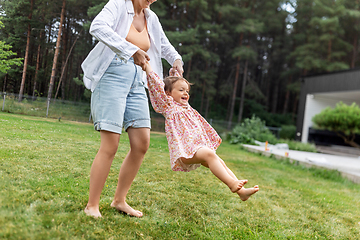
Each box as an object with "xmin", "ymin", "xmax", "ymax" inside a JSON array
[
  {"xmin": 18, "ymin": 0, "xmax": 34, "ymax": 102},
  {"xmin": 337, "ymin": 133, "xmax": 360, "ymax": 149},
  {"xmin": 227, "ymin": 59, "xmax": 240, "ymax": 130},
  {"xmin": 32, "ymin": 31, "xmax": 43, "ymax": 100},
  {"xmin": 351, "ymin": 34, "xmax": 358, "ymax": 69},
  {"xmin": 327, "ymin": 32, "xmax": 332, "ymax": 62},
  {"xmin": 205, "ymin": 95, "xmax": 210, "ymax": 119},
  {"xmin": 282, "ymin": 76, "xmax": 292, "ymax": 114},
  {"xmin": 3, "ymin": 74, "xmax": 8, "ymax": 92},
  {"xmin": 185, "ymin": 58, "xmax": 192, "ymax": 80},
  {"xmin": 42, "ymin": 22, "xmax": 52, "ymax": 93},
  {"xmin": 283, "ymin": 90, "xmax": 290, "ymax": 114},
  {"xmin": 200, "ymin": 62, "xmax": 208, "ymax": 114},
  {"xmin": 61, "ymin": 20, "xmax": 68, "ymax": 100},
  {"xmin": 237, "ymin": 60, "xmax": 248, "ymax": 123},
  {"xmin": 272, "ymin": 81, "xmax": 280, "ymax": 114},
  {"xmin": 200, "ymin": 79, "xmax": 205, "ymax": 114},
  {"xmin": 46, "ymin": 0, "xmax": 66, "ymax": 117},
  {"xmin": 292, "ymin": 95, "xmax": 298, "ymax": 121},
  {"xmin": 54, "ymin": 30, "xmax": 81, "ymax": 100}
]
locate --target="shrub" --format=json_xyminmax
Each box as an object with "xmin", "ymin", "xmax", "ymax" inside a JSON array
[
  {"xmin": 312, "ymin": 102, "xmax": 360, "ymax": 149},
  {"xmin": 228, "ymin": 115, "xmax": 277, "ymax": 145},
  {"xmin": 279, "ymin": 125, "xmax": 296, "ymax": 140},
  {"xmin": 242, "ymin": 99, "xmax": 295, "ymax": 127},
  {"xmin": 279, "ymin": 139, "xmax": 317, "ymax": 152}
]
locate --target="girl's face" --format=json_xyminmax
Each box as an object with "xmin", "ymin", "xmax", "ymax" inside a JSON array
[{"xmin": 168, "ymin": 80, "xmax": 190, "ymax": 105}]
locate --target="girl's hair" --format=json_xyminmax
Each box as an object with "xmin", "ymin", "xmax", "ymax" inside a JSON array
[{"xmin": 163, "ymin": 76, "xmax": 193, "ymax": 93}]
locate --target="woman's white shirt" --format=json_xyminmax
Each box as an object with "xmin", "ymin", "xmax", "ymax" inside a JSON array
[{"xmin": 81, "ymin": 0, "xmax": 182, "ymax": 92}]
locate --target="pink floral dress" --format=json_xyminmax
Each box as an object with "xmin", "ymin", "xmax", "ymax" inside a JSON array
[{"xmin": 147, "ymin": 71, "xmax": 222, "ymax": 172}]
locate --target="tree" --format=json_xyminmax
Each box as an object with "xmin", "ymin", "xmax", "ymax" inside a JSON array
[
  {"xmin": 312, "ymin": 102, "xmax": 360, "ymax": 148},
  {"xmin": 18, "ymin": 0, "xmax": 34, "ymax": 102},
  {"xmin": 291, "ymin": 0, "xmax": 352, "ymax": 74},
  {"xmin": 0, "ymin": 0, "xmax": 360, "ymax": 128},
  {"xmin": 343, "ymin": 0, "xmax": 360, "ymax": 68},
  {"xmin": 0, "ymin": 20, "xmax": 23, "ymax": 74},
  {"xmin": 46, "ymin": 0, "xmax": 66, "ymax": 117}
]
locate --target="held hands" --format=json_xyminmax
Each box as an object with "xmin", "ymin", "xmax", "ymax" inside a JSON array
[
  {"xmin": 169, "ymin": 68, "xmax": 181, "ymax": 77},
  {"xmin": 133, "ymin": 49, "xmax": 150, "ymax": 71},
  {"xmin": 144, "ymin": 58, "xmax": 183, "ymax": 77},
  {"xmin": 170, "ymin": 59, "xmax": 184, "ymax": 76}
]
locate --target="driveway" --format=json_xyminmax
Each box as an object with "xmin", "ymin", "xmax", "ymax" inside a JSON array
[{"xmin": 243, "ymin": 144, "xmax": 360, "ymax": 184}]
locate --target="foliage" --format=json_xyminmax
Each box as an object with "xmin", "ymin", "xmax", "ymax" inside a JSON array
[
  {"xmin": 243, "ymin": 100, "xmax": 295, "ymax": 127},
  {"xmin": 0, "ymin": 20, "xmax": 23, "ymax": 73},
  {"xmin": 0, "ymin": 0, "xmax": 360, "ymax": 122},
  {"xmin": 291, "ymin": 0, "xmax": 353, "ymax": 73},
  {"xmin": 228, "ymin": 116, "xmax": 278, "ymax": 145},
  {"xmin": 279, "ymin": 125, "xmax": 297, "ymax": 140},
  {"xmin": 1, "ymin": 112, "xmax": 360, "ymax": 239},
  {"xmin": 278, "ymin": 139, "xmax": 317, "ymax": 152},
  {"xmin": 312, "ymin": 102, "xmax": 360, "ymax": 148}
]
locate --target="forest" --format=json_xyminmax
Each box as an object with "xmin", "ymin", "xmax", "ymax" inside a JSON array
[{"xmin": 0, "ymin": 0, "xmax": 359, "ymax": 128}]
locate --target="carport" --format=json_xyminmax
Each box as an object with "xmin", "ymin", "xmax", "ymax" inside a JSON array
[{"xmin": 296, "ymin": 68, "xmax": 360, "ymax": 144}]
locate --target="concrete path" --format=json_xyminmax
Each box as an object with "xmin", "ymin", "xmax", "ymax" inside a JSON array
[{"xmin": 243, "ymin": 144, "xmax": 360, "ymax": 184}]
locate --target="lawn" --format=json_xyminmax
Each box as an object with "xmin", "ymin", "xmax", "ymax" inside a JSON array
[{"xmin": 0, "ymin": 112, "xmax": 359, "ymax": 239}]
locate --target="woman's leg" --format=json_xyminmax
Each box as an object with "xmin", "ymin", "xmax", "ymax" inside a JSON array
[
  {"xmin": 111, "ymin": 127, "xmax": 150, "ymax": 217},
  {"xmin": 85, "ymin": 131, "xmax": 120, "ymax": 218},
  {"xmin": 181, "ymin": 147, "xmax": 246, "ymax": 193}
]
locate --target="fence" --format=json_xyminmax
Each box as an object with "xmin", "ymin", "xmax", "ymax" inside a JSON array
[
  {"xmin": 1, "ymin": 91, "xmax": 282, "ymax": 137},
  {"xmin": 0, "ymin": 92, "xmax": 91, "ymax": 122}
]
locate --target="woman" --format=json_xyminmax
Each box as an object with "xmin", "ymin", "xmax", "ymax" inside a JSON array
[{"xmin": 81, "ymin": 0, "xmax": 183, "ymax": 218}]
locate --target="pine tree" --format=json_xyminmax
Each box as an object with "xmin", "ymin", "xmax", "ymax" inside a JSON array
[{"xmin": 292, "ymin": 0, "xmax": 352, "ymax": 74}]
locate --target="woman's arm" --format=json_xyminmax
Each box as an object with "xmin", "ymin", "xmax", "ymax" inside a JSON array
[{"xmin": 157, "ymin": 23, "xmax": 184, "ymax": 76}]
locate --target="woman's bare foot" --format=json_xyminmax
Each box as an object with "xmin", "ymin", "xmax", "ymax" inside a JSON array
[
  {"xmin": 229, "ymin": 179, "xmax": 248, "ymax": 193},
  {"xmin": 237, "ymin": 185, "xmax": 259, "ymax": 201},
  {"xmin": 84, "ymin": 206, "xmax": 102, "ymax": 218},
  {"xmin": 110, "ymin": 201, "xmax": 143, "ymax": 217}
]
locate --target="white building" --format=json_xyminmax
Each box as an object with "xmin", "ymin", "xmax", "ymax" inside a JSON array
[{"xmin": 296, "ymin": 69, "xmax": 360, "ymax": 145}]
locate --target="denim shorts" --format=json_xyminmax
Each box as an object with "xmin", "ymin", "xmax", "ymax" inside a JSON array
[{"xmin": 91, "ymin": 56, "xmax": 151, "ymax": 134}]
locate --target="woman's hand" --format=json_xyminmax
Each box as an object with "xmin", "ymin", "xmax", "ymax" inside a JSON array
[
  {"xmin": 133, "ymin": 49, "xmax": 150, "ymax": 71},
  {"xmin": 170, "ymin": 59, "xmax": 184, "ymax": 77}
]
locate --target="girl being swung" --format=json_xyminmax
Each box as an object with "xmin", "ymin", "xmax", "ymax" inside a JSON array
[{"xmin": 144, "ymin": 62, "xmax": 259, "ymax": 200}]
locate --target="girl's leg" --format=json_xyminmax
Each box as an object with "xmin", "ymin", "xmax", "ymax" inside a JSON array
[
  {"xmin": 85, "ymin": 131, "xmax": 120, "ymax": 218},
  {"xmin": 216, "ymin": 156, "xmax": 259, "ymax": 201},
  {"xmin": 190, "ymin": 150, "xmax": 259, "ymax": 201},
  {"xmin": 181, "ymin": 147, "xmax": 246, "ymax": 193},
  {"xmin": 111, "ymin": 127, "xmax": 150, "ymax": 217}
]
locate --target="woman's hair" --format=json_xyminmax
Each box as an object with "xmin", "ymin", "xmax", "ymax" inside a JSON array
[{"xmin": 163, "ymin": 76, "xmax": 193, "ymax": 93}]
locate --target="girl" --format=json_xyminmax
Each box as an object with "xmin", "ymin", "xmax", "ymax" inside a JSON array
[{"xmin": 144, "ymin": 62, "xmax": 259, "ymax": 200}]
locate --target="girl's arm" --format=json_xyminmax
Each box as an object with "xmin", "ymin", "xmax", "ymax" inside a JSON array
[{"xmin": 145, "ymin": 62, "xmax": 171, "ymax": 114}]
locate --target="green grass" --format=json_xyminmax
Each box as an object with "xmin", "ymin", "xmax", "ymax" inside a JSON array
[{"xmin": 0, "ymin": 111, "xmax": 360, "ymax": 239}]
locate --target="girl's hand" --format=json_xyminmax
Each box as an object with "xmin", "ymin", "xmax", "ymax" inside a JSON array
[
  {"xmin": 170, "ymin": 59, "xmax": 184, "ymax": 76},
  {"xmin": 133, "ymin": 49, "xmax": 150, "ymax": 71},
  {"xmin": 144, "ymin": 61, "xmax": 153, "ymax": 75},
  {"xmin": 169, "ymin": 68, "xmax": 181, "ymax": 77}
]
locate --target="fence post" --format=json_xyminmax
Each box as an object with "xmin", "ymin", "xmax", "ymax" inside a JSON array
[{"xmin": 2, "ymin": 92, "xmax": 6, "ymax": 111}]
